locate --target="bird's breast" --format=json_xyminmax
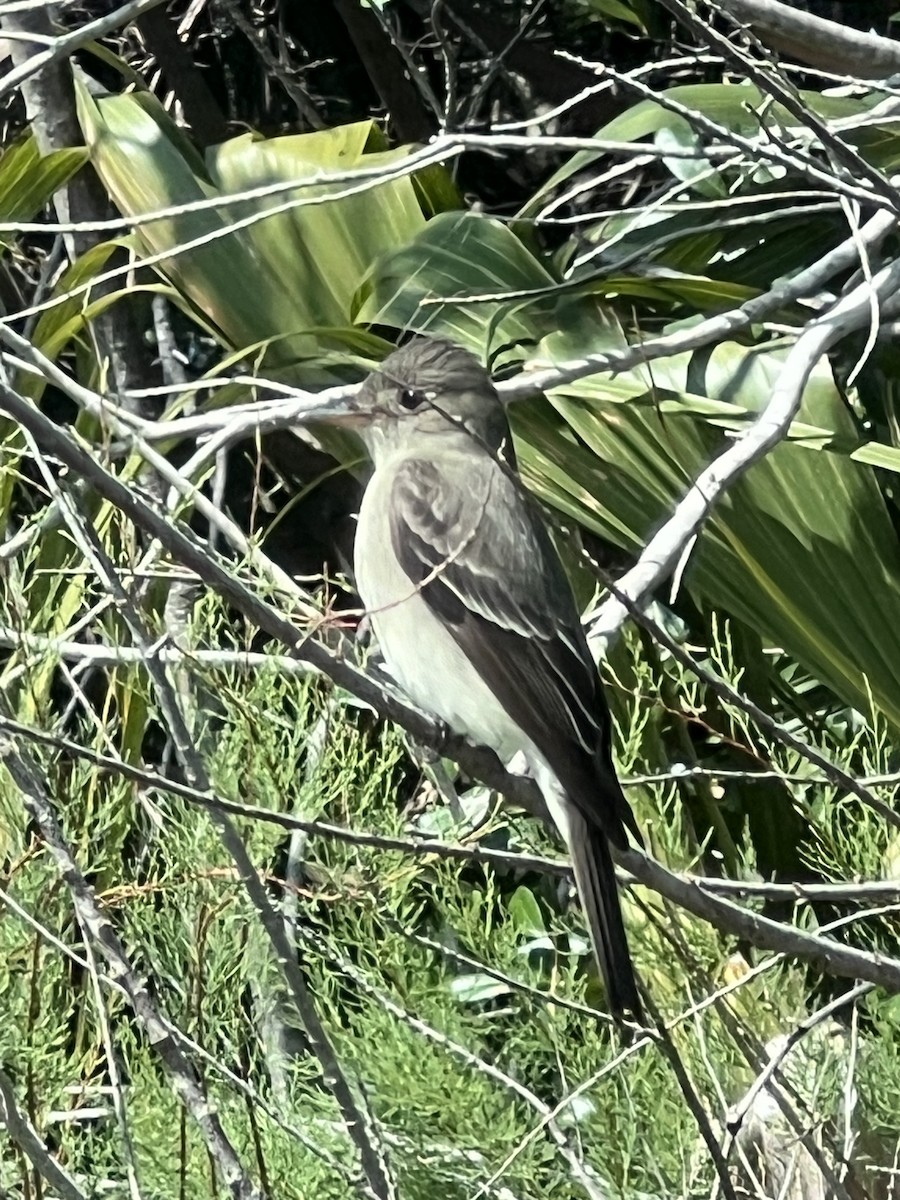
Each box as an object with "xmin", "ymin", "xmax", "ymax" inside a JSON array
[{"xmin": 354, "ymin": 468, "xmax": 526, "ymax": 763}]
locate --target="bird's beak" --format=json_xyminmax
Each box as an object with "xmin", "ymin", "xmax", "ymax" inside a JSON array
[{"xmin": 296, "ymin": 392, "xmax": 373, "ymax": 429}]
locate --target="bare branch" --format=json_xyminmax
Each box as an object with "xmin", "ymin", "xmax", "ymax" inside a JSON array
[
  {"xmin": 0, "ymin": 0, "xmax": 167, "ymax": 102},
  {"xmin": 0, "ymin": 729, "xmax": 263, "ymax": 1200},
  {"xmin": 587, "ymin": 257, "xmax": 900, "ymax": 647},
  {"xmin": 7, "ymin": 703, "xmax": 900, "ymax": 907},
  {"xmin": 715, "ymin": 0, "xmax": 900, "ymax": 79},
  {"xmin": 0, "ymin": 1068, "xmax": 88, "ymax": 1200}
]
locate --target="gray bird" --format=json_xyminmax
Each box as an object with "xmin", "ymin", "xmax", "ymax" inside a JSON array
[{"xmin": 317, "ymin": 336, "xmax": 642, "ymax": 1021}]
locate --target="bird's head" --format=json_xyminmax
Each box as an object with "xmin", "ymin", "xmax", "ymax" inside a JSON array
[{"xmin": 316, "ymin": 337, "xmax": 511, "ymax": 462}]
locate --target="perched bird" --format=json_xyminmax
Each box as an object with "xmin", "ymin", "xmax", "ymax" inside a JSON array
[{"xmin": 319, "ymin": 336, "xmax": 642, "ymax": 1021}]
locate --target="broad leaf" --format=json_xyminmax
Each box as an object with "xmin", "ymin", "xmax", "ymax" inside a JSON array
[
  {"xmin": 76, "ymin": 85, "xmax": 457, "ymax": 363},
  {"xmin": 523, "ymin": 83, "xmax": 879, "ymax": 217},
  {"xmin": 359, "ymin": 213, "xmax": 900, "ymax": 731}
]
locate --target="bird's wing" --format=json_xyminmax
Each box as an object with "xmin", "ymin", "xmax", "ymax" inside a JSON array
[{"xmin": 389, "ymin": 453, "xmax": 639, "ymax": 847}]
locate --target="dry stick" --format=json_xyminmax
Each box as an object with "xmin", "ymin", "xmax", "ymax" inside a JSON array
[
  {"xmin": 5, "ymin": 385, "xmax": 900, "ymax": 993},
  {"xmin": 391, "ymin": 923, "xmax": 613, "ymax": 1024},
  {"xmin": 642, "ymin": 994, "xmax": 738, "ymax": 1200},
  {"xmin": 544, "ymin": 187, "xmax": 839, "ymax": 227},
  {"xmin": 493, "ymin": 51, "xmax": 722, "ymax": 132},
  {"xmin": 79, "ymin": 934, "xmax": 144, "ymax": 1200},
  {"xmin": 503, "ymin": 209, "xmax": 896, "ymax": 397},
  {"xmin": 716, "ymin": 999, "xmax": 857, "ymax": 1200},
  {"xmin": 0, "ymin": 1067, "xmax": 88, "ymax": 1200},
  {"xmin": 0, "ymin": 727, "xmax": 262, "ymax": 1200},
  {"xmin": 0, "ymin": 134, "xmax": 708, "ymax": 241},
  {"xmin": 0, "ymin": 629, "xmax": 324, "ymax": 672},
  {"xmin": 3, "ymin": 179, "xmax": 886, "ymax": 450},
  {"xmin": 9, "ymin": 621, "xmax": 900, "ymax": 814},
  {"xmin": 461, "ymin": 0, "xmax": 547, "ymax": 126},
  {"xmin": 726, "ymin": 982, "xmax": 874, "ymax": 1137},
  {"xmin": 620, "ymin": 847, "xmax": 900, "ymax": 993},
  {"xmin": 7, "ymin": 707, "xmax": 900, "ymax": 909},
  {"xmin": 41, "ymin": 201, "xmax": 887, "ymax": 450},
  {"xmin": 555, "ymin": 48, "xmax": 887, "ymax": 211},
  {"xmin": 315, "ymin": 938, "xmax": 611, "ymax": 1200},
  {"xmin": 0, "ymin": 0, "xmax": 167, "ymax": 102},
  {"xmin": 626, "ymin": 765, "xmax": 900, "ymax": 788},
  {"xmin": 38, "ymin": 471, "xmax": 396, "ymax": 1200},
  {"xmin": 0, "ymin": 707, "xmax": 555, "ymax": 870},
  {"xmin": 667, "ymin": 875, "xmax": 900, "ymax": 903},
  {"xmin": 569, "ymin": 196, "xmax": 838, "ymax": 276},
  {"xmin": 586, "ymin": 257, "xmax": 900, "ymax": 643},
  {"xmin": 660, "ymin": 0, "xmax": 898, "ymax": 208},
  {"xmin": 715, "ymin": 0, "xmax": 900, "ymax": 79},
  {"xmin": 504, "ymin": 55, "xmax": 900, "ymax": 138}
]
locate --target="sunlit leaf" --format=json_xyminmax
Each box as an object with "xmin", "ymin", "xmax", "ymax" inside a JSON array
[
  {"xmin": 76, "ymin": 85, "xmax": 457, "ymax": 364},
  {"xmin": 0, "ymin": 133, "xmax": 87, "ymax": 229}
]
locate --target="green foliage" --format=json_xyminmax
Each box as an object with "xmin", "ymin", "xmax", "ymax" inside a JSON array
[
  {"xmin": 74, "ymin": 86, "xmax": 459, "ymax": 371},
  {"xmin": 0, "ymin": 133, "xmax": 87, "ymax": 249},
  {"xmin": 8, "ymin": 6, "xmax": 900, "ymax": 1196},
  {"xmin": 2, "ymin": 595, "xmax": 899, "ymax": 1195}
]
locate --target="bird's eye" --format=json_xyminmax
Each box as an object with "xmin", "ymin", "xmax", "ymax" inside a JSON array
[{"xmin": 398, "ymin": 387, "xmax": 426, "ymax": 411}]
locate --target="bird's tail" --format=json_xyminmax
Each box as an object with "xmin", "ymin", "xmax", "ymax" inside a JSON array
[{"xmin": 568, "ymin": 811, "xmax": 642, "ymax": 1024}]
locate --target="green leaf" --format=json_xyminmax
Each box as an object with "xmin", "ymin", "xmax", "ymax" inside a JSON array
[
  {"xmin": 0, "ymin": 134, "xmax": 87, "ymax": 236},
  {"xmin": 580, "ymin": 0, "xmax": 646, "ymax": 29},
  {"xmin": 523, "ymin": 83, "xmax": 877, "ymax": 217},
  {"xmin": 517, "ymin": 320, "xmax": 900, "ymax": 732},
  {"xmin": 508, "ymin": 886, "xmax": 546, "ymax": 936},
  {"xmin": 76, "ymin": 85, "xmax": 453, "ymax": 363},
  {"xmin": 356, "ymin": 210, "xmax": 556, "ymax": 351},
  {"xmin": 449, "ymin": 974, "xmax": 512, "ymax": 1004}
]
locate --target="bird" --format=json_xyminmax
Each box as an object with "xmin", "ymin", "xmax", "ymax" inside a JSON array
[{"xmin": 325, "ymin": 336, "xmax": 642, "ymax": 1022}]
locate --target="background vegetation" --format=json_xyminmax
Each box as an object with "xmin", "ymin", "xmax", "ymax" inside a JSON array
[{"xmin": 5, "ymin": 0, "xmax": 900, "ymax": 1196}]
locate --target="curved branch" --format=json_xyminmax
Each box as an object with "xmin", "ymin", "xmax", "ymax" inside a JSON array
[
  {"xmin": 588, "ymin": 256, "xmax": 900, "ymax": 646},
  {"xmin": 715, "ymin": 0, "xmax": 900, "ymax": 79}
]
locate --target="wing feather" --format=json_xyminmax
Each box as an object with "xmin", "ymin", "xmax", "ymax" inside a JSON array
[{"xmin": 389, "ymin": 454, "xmax": 639, "ymax": 847}]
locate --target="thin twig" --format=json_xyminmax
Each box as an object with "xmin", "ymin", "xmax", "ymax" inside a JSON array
[
  {"xmin": 586, "ymin": 256, "xmax": 900, "ymax": 647},
  {"xmin": 726, "ymin": 982, "xmax": 872, "ymax": 1135},
  {"xmin": 7, "ymin": 703, "xmax": 900, "ymax": 905},
  {"xmin": 40, "ymin": 464, "xmax": 397, "ymax": 1200},
  {"xmin": 0, "ymin": 1067, "xmax": 88, "ymax": 1200},
  {"xmin": 0, "ymin": 727, "xmax": 263, "ymax": 1200},
  {"xmin": 315, "ymin": 936, "xmax": 612, "ymax": 1200},
  {"xmin": 0, "ymin": 0, "xmax": 167, "ymax": 102}
]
